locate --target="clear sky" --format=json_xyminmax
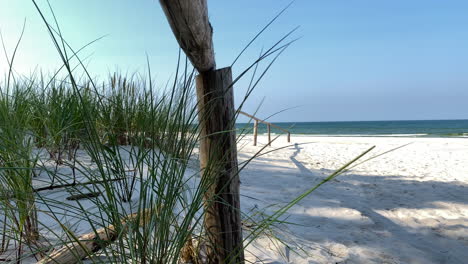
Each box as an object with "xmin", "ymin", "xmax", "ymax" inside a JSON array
[{"xmin": 1, "ymin": 0, "xmax": 467, "ymax": 122}]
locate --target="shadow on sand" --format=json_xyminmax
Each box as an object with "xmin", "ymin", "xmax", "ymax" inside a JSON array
[{"xmin": 239, "ymin": 143, "xmax": 467, "ymax": 263}]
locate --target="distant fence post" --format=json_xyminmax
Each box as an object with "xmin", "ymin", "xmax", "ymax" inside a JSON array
[
  {"xmin": 253, "ymin": 120, "xmax": 258, "ymax": 146},
  {"xmin": 267, "ymin": 124, "xmax": 271, "ymax": 146},
  {"xmin": 238, "ymin": 111, "xmax": 291, "ymax": 146}
]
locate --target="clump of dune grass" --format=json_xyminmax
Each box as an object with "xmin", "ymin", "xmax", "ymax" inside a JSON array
[{"xmin": 0, "ymin": 80, "xmax": 41, "ymax": 259}]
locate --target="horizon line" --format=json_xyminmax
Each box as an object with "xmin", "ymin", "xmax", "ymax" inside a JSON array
[{"xmin": 236, "ymin": 118, "xmax": 468, "ymax": 123}]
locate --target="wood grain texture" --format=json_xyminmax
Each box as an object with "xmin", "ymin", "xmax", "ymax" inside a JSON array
[
  {"xmin": 196, "ymin": 67, "xmax": 244, "ymax": 264},
  {"xmin": 159, "ymin": 0, "xmax": 215, "ymax": 72},
  {"xmin": 159, "ymin": 2, "xmax": 244, "ymax": 262}
]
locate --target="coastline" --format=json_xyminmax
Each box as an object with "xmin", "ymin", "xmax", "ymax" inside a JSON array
[
  {"xmin": 245, "ymin": 132, "xmax": 468, "ymax": 138},
  {"xmin": 236, "ymin": 119, "xmax": 468, "ymax": 138}
]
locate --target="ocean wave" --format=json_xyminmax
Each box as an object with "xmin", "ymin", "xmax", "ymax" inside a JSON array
[{"xmin": 289, "ymin": 133, "xmax": 429, "ymax": 137}]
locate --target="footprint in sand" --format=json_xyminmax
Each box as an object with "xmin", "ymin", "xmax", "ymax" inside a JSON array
[{"xmin": 326, "ymin": 243, "xmax": 349, "ymax": 260}]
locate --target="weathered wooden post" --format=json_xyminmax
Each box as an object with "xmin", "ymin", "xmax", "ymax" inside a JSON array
[
  {"xmin": 159, "ymin": 1, "xmax": 244, "ymax": 263},
  {"xmin": 287, "ymin": 132, "xmax": 291, "ymax": 143},
  {"xmin": 267, "ymin": 124, "xmax": 271, "ymax": 146},
  {"xmin": 253, "ymin": 120, "xmax": 258, "ymax": 146}
]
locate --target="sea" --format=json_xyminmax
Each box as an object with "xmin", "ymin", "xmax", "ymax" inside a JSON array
[{"xmin": 236, "ymin": 119, "xmax": 468, "ymax": 137}]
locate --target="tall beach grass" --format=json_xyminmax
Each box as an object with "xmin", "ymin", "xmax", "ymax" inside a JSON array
[{"xmin": 0, "ymin": 2, "xmax": 376, "ymax": 263}]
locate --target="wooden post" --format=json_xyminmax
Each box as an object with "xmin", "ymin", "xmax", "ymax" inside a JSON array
[
  {"xmin": 287, "ymin": 132, "xmax": 291, "ymax": 143},
  {"xmin": 159, "ymin": 1, "xmax": 244, "ymax": 262},
  {"xmin": 267, "ymin": 124, "xmax": 271, "ymax": 146},
  {"xmin": 158, "ymin": 0, "xmax": 215, "ymax": 72},
  {"xmin": 253, "ymin": 120, "xmax": 258, "ymax": 146},
  {"xmin": 196, "ymin": 68, "xmax": 243, "ymax": 263}
]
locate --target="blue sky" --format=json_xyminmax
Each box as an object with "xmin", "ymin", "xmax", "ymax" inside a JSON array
[{"xmin": 1, "ymin": 0, "xmax": 467, "ymax": 122}]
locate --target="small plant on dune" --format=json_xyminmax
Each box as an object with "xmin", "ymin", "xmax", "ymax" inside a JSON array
[
  {"xmin": 0, "ymin": 83, "xmax": 40, "ymax": 258},
  {"xmin": 38, "ymin": 80, "xmax": 82, "ymax": 165}
]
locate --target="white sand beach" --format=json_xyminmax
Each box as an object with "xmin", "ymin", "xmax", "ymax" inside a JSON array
[
  {"xmin": 1, "ymin": 135, "xmax": 467, "ymax": 263},
  {"xmin": 239, "ymin": 135, "xmax": 468, "ymax": 263}
]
